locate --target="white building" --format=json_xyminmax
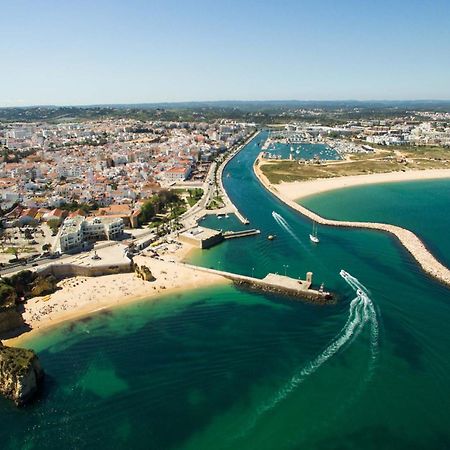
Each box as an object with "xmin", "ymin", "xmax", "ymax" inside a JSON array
[
  {"xmin": 58, "ymin": 216, "xmax": 124, "ymax": 252},
  {"xmin": 163, "ymin": 166, "xmax": 191, "ymax": 182}
]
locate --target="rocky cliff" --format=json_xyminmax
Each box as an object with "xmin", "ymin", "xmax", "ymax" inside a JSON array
[
  {"xmin": 0, "ymin": 341, "xmax": 44, "ymax": 405},
  {"xmin": 0, "ymin": 271, "xmax": 58, "ymax": 335},
  {"xmin": 0, "ymin": 282, "xmax": 25, "ymax": 334}
]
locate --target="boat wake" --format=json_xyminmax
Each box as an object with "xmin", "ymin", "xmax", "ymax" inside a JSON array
[
  {"xmin": 272, "ymin": 211, "xmax": 308, "ymax": 250},
  {"xmin": 236, "ymin": 270, "xmax": 379, "ymax": 438}
]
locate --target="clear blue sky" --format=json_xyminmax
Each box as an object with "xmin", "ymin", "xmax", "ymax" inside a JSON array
[{"xmin": 1, "ymin": 0, "xmax": 449, "ymax": 106}]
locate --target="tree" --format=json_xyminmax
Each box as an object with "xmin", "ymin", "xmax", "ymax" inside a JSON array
[
  {"xmin": 42, "ymin": 243, "xmax": 51, "ymax": 252},
  {"xmin": 47, "ymin": 219, "xmax": 60, "ymax": 235},
  {"xmin": 6, "ymin": 247, "xmax": 19, "ymax": 260}
]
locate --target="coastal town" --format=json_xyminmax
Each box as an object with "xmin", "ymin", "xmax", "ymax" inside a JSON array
[
  {"xmin": 1, "ymin": 106, "xmax": 450, "ymax": 407},
  {"xmin": 0, "ymin": 109, "xmax": 449, "ymax": 276},
  {"xmin": 0, "ymin": 119, "xmax": 254, "ymax": 265}
]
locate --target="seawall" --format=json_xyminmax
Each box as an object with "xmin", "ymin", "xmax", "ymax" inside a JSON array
[
  {"xmin": 36, "ymin": 261, "xmax": 133, "ymax": 279},
  {"xmin": 253, "ymin": 155, "xmax": 450, "ymax": 288}
]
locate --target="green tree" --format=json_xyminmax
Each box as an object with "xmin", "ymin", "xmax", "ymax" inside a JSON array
[
  {"xmin": 47, "ymin": 219, "xmax": 60, "ymax": 235},
  {"xmin": 6, "ymin": 247, "xmax": 19, "ymax": 260}
]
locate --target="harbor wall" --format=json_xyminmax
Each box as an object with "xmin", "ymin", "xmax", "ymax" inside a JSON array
[{"xmin": 182, "ymin": 263, "xmax": 332, "ymax": 302}]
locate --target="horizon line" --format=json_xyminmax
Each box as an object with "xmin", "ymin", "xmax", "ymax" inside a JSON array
[{"xmin": 1, "ymin": 98, "xmax": 450, "ymax": 110}]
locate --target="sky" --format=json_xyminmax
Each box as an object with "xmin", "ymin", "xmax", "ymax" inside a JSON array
[{"xmin": 1, "ymin": 0, "xmax": 449, "ymax": 106}]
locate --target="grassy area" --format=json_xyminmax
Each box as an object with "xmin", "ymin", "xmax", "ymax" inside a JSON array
[
  {"xmin": 261, "ymin": 146, "xmax": 450, "ymax": 184},
  {"xmin": 171, "ymin": 188, "xmax": 204, "ymax": 207},
  {"xmin": 206, "ymin": 195, "xmax": 225, "ymax": 210}
]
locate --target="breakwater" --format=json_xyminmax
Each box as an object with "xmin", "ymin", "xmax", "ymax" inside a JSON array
[
  {"xmin": 254, "ymin": 155, "xmax": 450, "ymax": 287},
  {"xmin": 182, "ymin": 263, "xmax": 332, "ymax": 302},
  {"xmin": 223, "ymin": 229, "xmax": 261, "ymax": 239}
]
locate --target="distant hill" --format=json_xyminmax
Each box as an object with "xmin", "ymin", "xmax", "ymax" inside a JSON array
[{"xmin": 1, "ymin": 100, "xmax": 449, "ymax": 123}]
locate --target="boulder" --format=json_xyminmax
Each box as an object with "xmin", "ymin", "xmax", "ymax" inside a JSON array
[{"xmin": 134, "ymin": 264, "xmax": 156, "ymax": 282}]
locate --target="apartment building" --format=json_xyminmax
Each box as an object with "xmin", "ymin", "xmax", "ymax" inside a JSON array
[{"xmin": 58, "ymin": 216, "xmax": 124, "ymax": 252}]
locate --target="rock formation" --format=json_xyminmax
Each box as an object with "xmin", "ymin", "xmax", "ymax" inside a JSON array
[
  {"xmin": 0, "ymin": 341, "xmax": 44, "ymax": 405},
  {"xmin": 30, "ymin": 274, "xmax": 58, "ymax": 297},
  {"xmin": 134, "ymin": 264, "xmax": 156, "ymax": 282},
  {"xmin": 0, "ymin": 282, "xmax": 25, "ymax": 334},
  {"xmin": 0, "ymin": 270, "xmax": 58, "ymax": 335}
]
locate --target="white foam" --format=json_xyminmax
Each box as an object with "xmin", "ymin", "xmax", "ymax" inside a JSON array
[{"xmin": 272, "ymin": 211, "xmax": 307, "ymax": 249}]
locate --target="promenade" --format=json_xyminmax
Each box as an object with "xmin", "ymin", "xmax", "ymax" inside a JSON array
[{"xmin": 254, "ymin": 155, "xmax": 450, "ymax": 288}]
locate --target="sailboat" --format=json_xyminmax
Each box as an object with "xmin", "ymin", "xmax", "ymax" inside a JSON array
[{"xmin": 309, "ymin": 222, "xmax": 320, "ymax": 243}]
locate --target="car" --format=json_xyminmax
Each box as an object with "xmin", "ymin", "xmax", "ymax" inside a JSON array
[{"xmin": 32, "ymin": 263, "xmax": 39, "ymax": 267}]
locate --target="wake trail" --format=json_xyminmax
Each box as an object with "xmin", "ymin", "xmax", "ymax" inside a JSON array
[
  {"xmin": 234, "ymin": 270, "xmax": 379, "ymax": 441},
  {"xmin": 272, "ymin": 211, "xmax": 310, "ymax": 252}
]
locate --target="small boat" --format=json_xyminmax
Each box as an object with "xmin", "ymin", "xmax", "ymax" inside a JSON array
[
  {"xmin": 225, "ymin": 214, "xmax": 229, "ymax": 218},
  {"xmin": 309, "ymin": 222, "xmax": 319, "ymax": 243},
  {"xmin": 267, "ymin": 234, "xmax": 276, "ymax": 240}
]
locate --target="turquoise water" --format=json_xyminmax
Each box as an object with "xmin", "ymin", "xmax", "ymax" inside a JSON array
[
  {"xmin": 200, "ymin": 213, "xmax": 247, "ymax": 232},
  {"xmin": 1, "ymin": 132, "xmax": 450, "ymax": 449},
  {"xmin": 302, "ymin": 180, "xmax": 450, "ymax": 268}
]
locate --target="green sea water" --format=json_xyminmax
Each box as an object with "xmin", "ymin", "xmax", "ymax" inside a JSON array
[
  {"xmin": 1, "ymin": 132, "xmax": 450, "ymax": 449},
  {"xmin": 301, "ymin": 180, "xmax": 450, "ymax": 267}
]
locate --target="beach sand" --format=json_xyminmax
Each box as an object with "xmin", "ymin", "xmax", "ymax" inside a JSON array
[
  {"xmin": 7, "ymin": 250, "xmax": 229, "ymax": 346},
  {"xmin": 273, "ymin": 168, "xmax": 450, "ymax": 201}
]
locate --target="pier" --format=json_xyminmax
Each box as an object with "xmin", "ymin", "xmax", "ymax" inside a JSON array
[
  {"xmin": 223, "ymin": 229, "xmax": 260, "ymax": 239},
  {"xmin": 183, "ymin": 263, "xmax": 333, "ymax": 302},
  {"xmin": 178, "ymin": 226, "xmax": 260, "ymax": 248}
]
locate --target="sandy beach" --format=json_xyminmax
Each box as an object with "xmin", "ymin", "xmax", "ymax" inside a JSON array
[
  {"xmin": 7, "ymin": 251, "xmax": 229, "ymax": 346},
  {"xmin": 273, "ymin": 168, "xmax": 450, "ymax": 201}
]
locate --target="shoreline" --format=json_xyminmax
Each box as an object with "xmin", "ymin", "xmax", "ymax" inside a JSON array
[
  {"xmin": 6, "ymin": 249, "xmax": 229, "ymax": 347},
  {"xmin": 273, "ymin": 167, "xmax": 450, "ymax": 201},
  {"xmin": 254, "ymin": 155, "xmax": 450, "ymax": 288}
]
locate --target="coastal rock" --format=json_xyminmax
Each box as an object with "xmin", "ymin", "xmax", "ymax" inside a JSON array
[
  {"xmin": 0, "ymin": 309, "xmax": 25, "ymax": 335},
  {"xmin": 134, "ymin": 264, "xmax": 156, "ymax": 282},
  {"xmin": 30, "ymin": 274, "xmax": 58, "ymax": 297},
  {"xmin": 0, "ymin": 282, "xmax": 25, "ymax": 334},
  {"xmin": 0, "ymin": 341, "xmax": 44, "ymax": 405},
  {"xmin": 0, "ymin": 271, "xmax": 58, "ymax": 335}
]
